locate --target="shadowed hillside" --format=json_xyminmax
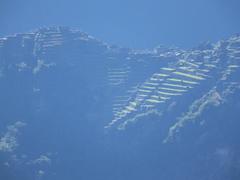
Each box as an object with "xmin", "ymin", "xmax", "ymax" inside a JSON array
[{"xmin": 0, "ymin": 27, "xmax": 240, "ymax": 180}]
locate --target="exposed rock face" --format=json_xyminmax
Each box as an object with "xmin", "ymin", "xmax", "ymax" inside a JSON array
[{"xmin": 0, "ymin": 27, "xmax": 240, "ymax": 180}]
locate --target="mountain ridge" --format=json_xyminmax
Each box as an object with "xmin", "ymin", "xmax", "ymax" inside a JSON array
[{"xmin": 0, "ymin": 27, "xmax": 240, "ymax": 180}]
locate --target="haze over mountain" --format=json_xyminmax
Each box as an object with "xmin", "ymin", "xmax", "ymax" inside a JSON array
[
  {"xmin": 1, "ymin": 0, "xmax": 240, "ymax": 48},
  {"xmin": 0, "ymin": 27, "xmax": 240, "ymax": 180}
]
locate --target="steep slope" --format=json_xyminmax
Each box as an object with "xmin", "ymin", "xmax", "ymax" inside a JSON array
[{"xmin": 0, "ymin": 27, "xmax": 240, "ymax": 180}]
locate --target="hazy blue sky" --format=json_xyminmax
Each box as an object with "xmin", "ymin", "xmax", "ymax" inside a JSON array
[{"xmin": 0, "ymin": 0, "xmax": 240, "ymax": 48}]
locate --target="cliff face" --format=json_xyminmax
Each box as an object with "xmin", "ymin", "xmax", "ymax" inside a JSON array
[{"xmin": 0, "ymin": 27, "xmax": 240, "ymax": 180}]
